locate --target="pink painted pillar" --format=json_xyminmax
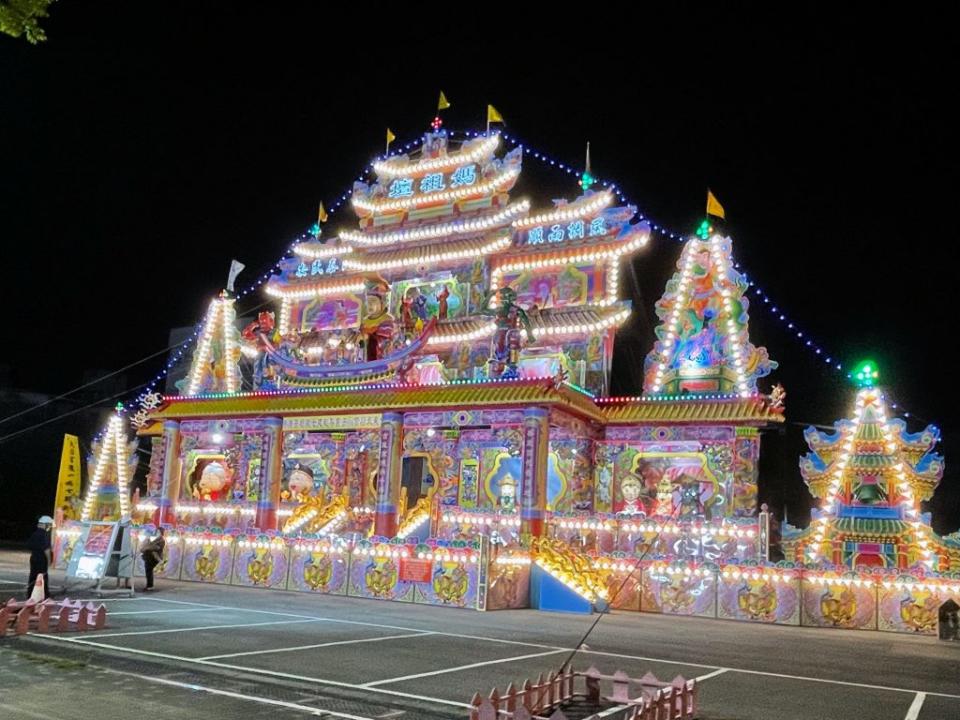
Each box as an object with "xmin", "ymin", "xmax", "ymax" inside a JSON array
[
  {"xmin": 520, "ymin": 407, "xmax": 549, "ymax": 539},
  {"xmin": 256, "ymin": 417, "xmax": 284, "ymax": 531},
  {"xmin": 374, "ymin": 412, "xmax": 404, "ymax": 538}
]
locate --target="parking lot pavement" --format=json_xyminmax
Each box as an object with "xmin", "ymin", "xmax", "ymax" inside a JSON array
[{"xmin": 2, "ymin": 553, "xmax": 959, "ymax": 719}]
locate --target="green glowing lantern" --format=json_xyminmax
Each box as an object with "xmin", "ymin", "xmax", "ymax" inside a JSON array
[
  {"xmin": 852, "ymin": 360, "xmax": 880, "ymax": 388},
  {"xmin": 696, "ymin": 219, "xmax": 713, "ymax": 239}
]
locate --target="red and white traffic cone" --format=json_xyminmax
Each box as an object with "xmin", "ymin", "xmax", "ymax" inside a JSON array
[{"xmin": 30, "ymin": 573, "xmax": 46, "ymax": 602}]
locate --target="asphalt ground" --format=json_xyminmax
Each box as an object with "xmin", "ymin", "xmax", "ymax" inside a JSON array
[{"xmin": 1, "ymin": 550, "xmax": 958, "ymax": 720}]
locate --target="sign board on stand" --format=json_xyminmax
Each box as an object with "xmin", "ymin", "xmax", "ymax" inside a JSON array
[{"xmin": 65, "ymin": 521, "xmax": 135, "ymax": 597}]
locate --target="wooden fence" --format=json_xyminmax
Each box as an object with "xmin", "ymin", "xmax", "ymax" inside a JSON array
[{"xmin": 469, "ymin": 666, "xmax": 697, "ymax": 720}]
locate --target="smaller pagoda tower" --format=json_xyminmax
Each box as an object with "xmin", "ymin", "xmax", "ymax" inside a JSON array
[
  {"xmin": 642, "ymin": 220, "xmax": 776, "ymax": 397},
  {"xmin": 783, "ymin": 362, "xmax": 955, "ymax": 570}
]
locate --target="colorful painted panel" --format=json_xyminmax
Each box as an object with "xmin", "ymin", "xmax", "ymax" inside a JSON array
[
  {"xmin": 403, "ymin": 429, "xmax": 459, "ymax": 506},
  {"xmin": 53, "ymin": 530, "xmax": 81, "ymax": 571},
  {"xmin": 180, "ymin": 539, "xmax": 235, "ymax": 584},
  {"xmin": 499, "ymin": 263, "xmax": 601, "ymax": 309},
  {"xmin": 548, "ymin": 439, "xmax": 594, "ymax": 512},
  {"xmin": 605, "ymin": 568, "xmax": 641, "ymax": 612},
  {"xmin": 414, "ymin": 558, "xmax": 481, "ymax": 608},
  {"xmin": 458, "ymin": 459, "xmax": 480, "ymax": 508},
  {"xmin": 282, "ymin": 432, "xmax": 342, "ymax": 502},
  {"xmin": 287, "ymin": 547, "xmax": 349, "ymax": 595},
  {"xmin": 393, "ymin": 277, "xmax": 467, "ymax": 323},
  {"xmin": 878, "ymin": 584, "xmax": 943, "ymax": 635},
  {"xmin": 300, "ymin": 295, "xmax": 362, "ymax": 331},
  {"xmin": 607, "ymin": 447, "xmax": 726, "ymax": 520},
  {"xmin": 347, "ymin": 553, "xmax": 416, "ymax": 602},
  {"xmin": 231, "ymin": 544, "xmax": 290, "ymax": 589},
  {"xmin": 641, "ymin": 570, "xmax": 717, "ymax": 617},
  {"xmin": 485, "ymin": 562, "xmax": 531, "ymax": 610},
  {"xmin": 718, "ymin": 574, "xmax": 800, "ymax": 625},
  {"xmin": 800, "ymin": 579, "xmax": 877, "ymax": 630}
]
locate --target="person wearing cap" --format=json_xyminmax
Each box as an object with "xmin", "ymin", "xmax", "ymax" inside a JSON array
[{"xmin": 27, "ymin": 515, "xmax": 53, "ymax": 600}]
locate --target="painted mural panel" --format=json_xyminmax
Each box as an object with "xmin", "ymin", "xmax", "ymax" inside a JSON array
[
  {"xmin": 414, "ymin": 558, "xmax": 481, "ymax": 609},
  {"xmin": 287, "ymin": 545, "xmax": 349, "ymax": 595},
  {"xmin": 347, "ymin": 548, "xmax": 416, "ymax": 602},
  {"xmin": 231, "ymin": 541, "xmax": 290, "ymax": 589},
  {"xmin": 498, "ymin": 262, "xmax": 602, "ymax": 309},
  {"xmin": 486, "ymin": 562, "xmax": 531, "ymax": 610},
  {"xmin": 878, "ymin": 583, "xmax": 943, "ymax": 635},
  {"xmin": 718, "ymin": 571, "xmax": 800, "ymax": 625},
  {"xmin": 800, "ymin": 578, "xmax": 877, "ymax": 630},
  {"xmin": 641, "ymin": 568, "xmax": 717, "ymax": 617},
  {"xmin": 180, "ymin": 537, "xmax": 235, "ymax": 584}
]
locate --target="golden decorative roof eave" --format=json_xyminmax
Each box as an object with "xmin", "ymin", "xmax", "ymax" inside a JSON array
[
  {"xmin": 148, "ymin": 381, "xmax": 606, "ymax": 424},
  {"xmin": 601, "ymin": 398, "xmax": 784, "ymax": 426}
]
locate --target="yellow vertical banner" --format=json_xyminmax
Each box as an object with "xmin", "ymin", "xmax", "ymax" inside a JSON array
[{"xmin": 54, "ymin": 434, "xmax": 82, "ymax": 520}]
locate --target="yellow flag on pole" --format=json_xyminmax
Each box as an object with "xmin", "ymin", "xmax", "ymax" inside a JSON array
[
  {"xmin": 317, "ymin": 202, "xmax": 328, "ymax": 224},
  {"xmin": 437, "ymin": 91, "xmax": 451, "ymax": 111},
  {"xmin": 54, "ymin": 434, "xmax": 81, "ymax": 521},
  {"xmin": 706, "ymin": 189, "xmax": 726, "ymax": 219},
  {"xmin": 487, "ymin": 105, "xmax": 504, "ymax": 124},
  {"xmin": 386, "ymin": 128, "xmax": 396, "ymax": 154}
]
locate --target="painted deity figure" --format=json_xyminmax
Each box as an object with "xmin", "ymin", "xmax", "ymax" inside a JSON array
[
  {"xmin": 499, "ymin": 474, "xmax": 517, "ymax": 512},
  {"xmin": 283, "ymin": 463, "xmax": 315, "ymax": 501},
  {"xmin": 194, "ymin": 461, "xmax": 231, "ymax": 502},
  {"xmin": 241, "ymin": 311, "xmax": 276, "ymax": 387},
  {"xmin": 360, "ymin": 277, "xmax": 394, "ymax": 361},
  {"xmin": 436, "ymin": 286, "xmax": 450, "ymax": 320},
  {"xmin": 615, "ymin": 474, "xmax": 646, "ymax": 515},
  {"xmin": 479, "ymin": 287, "xmax": 532, "ymax": 378}
]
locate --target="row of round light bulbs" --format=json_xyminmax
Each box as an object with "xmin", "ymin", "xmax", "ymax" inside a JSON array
[
  {"xmin": 342, "ymin": 233, "xmax": 511, "ymax": 272},
  {"xmin": 340, "ymin": 200, "xmax": 529, "ymax": 247}
]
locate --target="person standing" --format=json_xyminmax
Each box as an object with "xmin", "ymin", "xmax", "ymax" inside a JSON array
[
  {"xmin": 139, "ymin": 527, "xmax": 165, "ymax": 591},
  {"xmin": 27, "ymin": 515, "xmax": 53, "ymax": 600}
]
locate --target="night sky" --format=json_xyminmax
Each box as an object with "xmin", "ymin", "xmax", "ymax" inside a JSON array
[{"xmin": 1, "ymin": 5, "xmax": 956, "ymax": 537}]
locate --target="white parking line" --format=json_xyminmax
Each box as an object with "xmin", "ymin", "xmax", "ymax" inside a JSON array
[
  {"xmin": 28, "ymin": 634, "xmax": 472, "ymax": 709},
  {"xmin": 109, "ymin": 608, "xmax": 215, "ymax": 616},
  {"xmin": 905, "ymin": 692, "xmax": 926, "ymax": 720},
  {"xmin": 198, "ymin": 631, "xmax": 437, "ymax": 661},
  {"xmin": 103, "ymin": 667, "xmax": 375, "ymax": 719},
  {"xmin": 695, "ymin": 668, "xmax": 729, "ymax": 682},
  {"xmin": 90, "ymin": 618, "xmax": 328, "ymax": 638},
  {"xmin": 362, "ymin": 650, "xmax": 568, "ymax": 687}
]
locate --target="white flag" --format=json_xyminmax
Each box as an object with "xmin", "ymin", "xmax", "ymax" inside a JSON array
[{"xmin": 226, "ymin": 259, "xmax": 245, "ymax": 292}]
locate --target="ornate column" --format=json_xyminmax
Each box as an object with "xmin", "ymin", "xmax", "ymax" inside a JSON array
[
  {"xmin": 256, "ymin": 417, "xmax": 284, "ymax": 531},
  {"xmin": 157, "ymin": 420, "xmax": 182, "ymax": 526},
  {"xmin": 520, "ymin": 407, "xmax": 549, "ymax": 539},
  {"xmin": 374, "ymin": 412, "xmax": 404, "ymax": 538}
]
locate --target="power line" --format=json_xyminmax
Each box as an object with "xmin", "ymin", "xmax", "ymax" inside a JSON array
[
  {"xmin": 0, "ymin": 380, "xmax": 153, "ymax": 445},
  {"xmin": 0, "ymin": 342, "xmax": 189, "ymax": 427}
]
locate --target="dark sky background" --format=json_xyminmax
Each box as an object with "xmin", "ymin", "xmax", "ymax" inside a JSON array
[{"xmin": 1, "ymin": 4, "xmax": 956, "ymax": 537}]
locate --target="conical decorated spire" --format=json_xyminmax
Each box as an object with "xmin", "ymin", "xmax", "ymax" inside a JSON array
[
  {"xmin": 797, "ymin": 379, "xmax": 945, "ymax": 569},
  {"xmin": 183, "ymin": 293, "xmax": 241, "ymax": 396},
  {"xmin": 81, "ymin": 409, "xmax": 138, "ymax": 522},
  {"xmin": 643, "ymin": 229, "xmax": 776, "ymax": 397}
]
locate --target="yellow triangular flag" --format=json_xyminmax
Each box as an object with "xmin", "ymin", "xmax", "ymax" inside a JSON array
[
  {"xmin": 437, "ymin": 91, "xmax": 451, "ymax": 111},
  {"xmin": 487, "ymin": 104, "xmax": 504, "ymax": 124},
  {"xmin": 318, "ymin": 202, "xmax": 328, "ymax": 224},
  {"xmin": 706, "ymin": 190, "xmax": 725, "ymax": 219},
  {"xmin": 386, "ymin": 128, "xmax": 396, "ymax": 145}
]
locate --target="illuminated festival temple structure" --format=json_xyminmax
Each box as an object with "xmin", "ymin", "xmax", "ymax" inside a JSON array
[
  {"xmin": 57, "ymin": 128, "xmax": 959, "ymax": 633},
  {"xmin": 782, "ymin": 362, "xmax": 959, "ymax": 572}
]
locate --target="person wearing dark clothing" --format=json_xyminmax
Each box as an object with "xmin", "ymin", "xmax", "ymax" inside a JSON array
[
  {"xmin": 140, "ymin": 527, "xmax": 165, "ymax": 591},
  {"xmin": 27, "ymin": 516, "xmax": 53, "ymax": 599}
]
